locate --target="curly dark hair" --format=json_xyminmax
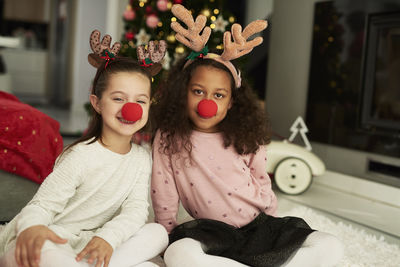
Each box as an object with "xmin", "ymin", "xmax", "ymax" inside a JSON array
[{"xmin": 151, "ymin": 57, "xmax": 271, "ymax": 155}]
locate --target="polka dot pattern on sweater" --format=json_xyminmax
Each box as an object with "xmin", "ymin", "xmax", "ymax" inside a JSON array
[{"xmin": 151, "ymin": 131, "xmax": 278, "ymax": 231}]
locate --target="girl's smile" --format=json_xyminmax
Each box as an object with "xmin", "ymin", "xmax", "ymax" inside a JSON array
[{"xmin": 118, "ymin": 117, "xmax": 136, "ymax": 124}]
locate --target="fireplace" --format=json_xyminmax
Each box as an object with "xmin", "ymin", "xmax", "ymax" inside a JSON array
[
  {"xmin": 306, "ymin": 0, "xmax": 400, "ymax": 187},
  {"xmin": 361, "ymin": 12, "xmax": 400, "ymax": 133}
]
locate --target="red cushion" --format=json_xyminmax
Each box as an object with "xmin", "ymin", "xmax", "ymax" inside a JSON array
[{"xmin": 0, "ymin": 91, "xmax": 63, "ymax": 184}]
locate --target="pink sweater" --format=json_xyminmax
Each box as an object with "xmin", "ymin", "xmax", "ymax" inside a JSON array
[{"xmin": 151, "ymin": 130, "xmax": 278, "ymax": 233}]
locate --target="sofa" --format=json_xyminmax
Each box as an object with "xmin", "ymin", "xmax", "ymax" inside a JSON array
[{"xmin": 0, "ymin": 170, "xmax": 39, "ymax": 223}]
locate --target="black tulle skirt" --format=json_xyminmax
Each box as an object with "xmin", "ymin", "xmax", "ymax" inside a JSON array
[{"xmin": 169, "ymin": 212, "xmax": 315, "ymax": 267}]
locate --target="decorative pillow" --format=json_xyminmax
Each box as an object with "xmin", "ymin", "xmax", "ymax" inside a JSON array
[{"xmin": 0, "ymin": 91, "xmax": 63, "ymax": 184}]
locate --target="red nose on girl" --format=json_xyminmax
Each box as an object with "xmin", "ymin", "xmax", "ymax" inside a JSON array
[
  {"xmin": 121, "ymin": 103, "xmax": 143, "ymax": 122},
  {"xmin": 197, "ymin": 99, "xmax": 218, "ymax": 118}
]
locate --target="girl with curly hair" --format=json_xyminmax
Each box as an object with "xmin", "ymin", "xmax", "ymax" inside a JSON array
[{"xmin": 150, "ymin": 4, "xmax": 344, "ymax": 267}]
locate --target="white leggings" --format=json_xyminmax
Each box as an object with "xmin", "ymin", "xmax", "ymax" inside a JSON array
[
  {"xmin": 164, "ymin": 231, "xmax": 344, "ymax": 267},
  {"xmin": 0, "ymin": 223, "xmax": 168, "ymax": 267}
]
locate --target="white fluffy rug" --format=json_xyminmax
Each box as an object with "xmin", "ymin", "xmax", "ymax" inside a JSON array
[
  {"xmin": 279, "ymin": 206, "xmax": 400, "ymax": 267},
  {"xmin": 2, "ymin": 207, "xmax": 399, "ymax": 267}
]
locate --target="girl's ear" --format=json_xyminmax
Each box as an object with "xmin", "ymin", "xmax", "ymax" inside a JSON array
[
  {"xmin": 228, "ymin": 98, "xmax": 233, "ymax": 110},
  {"xmin": 90, "ymin": 94, "xmax": 101, "ymax": 114}
]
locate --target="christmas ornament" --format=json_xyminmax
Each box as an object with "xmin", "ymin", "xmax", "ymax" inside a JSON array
[
  {"xmin": 146, "ymin": 14, "xmax": 159, "ymax": 29},
  {"xmin": 125, "ymin": 31, "xmax": 135, "ymax": 41},
  {"xmin": 173, "ymin": 0, "xmax": 183, "ymax": 4},
  {"xmin": 135, "ymin": 29, "xmax": 151, "ymax": 46},
  {"xmin": 157, "ymin": 0, "xmax": 168, "ymax": 11},
  {"xmin": 146, "ymin": 5, "xmax": 154, "ymax": 14},
  {"xmin": 213, "ymin": 15, "xmax": 228, "ymax": 32},
  {"xmin": 123, "ymin": 7, "xmax": 136, "ymax": 21}
]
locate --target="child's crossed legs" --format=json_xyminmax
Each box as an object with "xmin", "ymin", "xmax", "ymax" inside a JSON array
[{"xmin": 0, "ymin": 223, "xmax": 167, "ymax": 267}]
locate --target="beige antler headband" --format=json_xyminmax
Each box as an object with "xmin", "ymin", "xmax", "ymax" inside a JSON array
[
  {"xmin": 171, "ymin": 4, "xmax": 267, "ymax": 88},
  {"xmin": 88, "ymin": 30, "xmax": 167, "ymax": 76}
]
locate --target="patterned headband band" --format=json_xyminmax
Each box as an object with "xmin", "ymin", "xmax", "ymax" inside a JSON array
[
  {"xmin": 171, "ymin": 4, "xmax": 268, "ymax": 88},
  {"xmin": 88, "ymin": 30, "xmax": 167, "ymax": 76}
]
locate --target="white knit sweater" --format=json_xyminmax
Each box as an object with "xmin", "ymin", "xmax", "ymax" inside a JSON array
[{"xmin": 0, "ymin": 139, "xmax": 152, "ymax": 256}]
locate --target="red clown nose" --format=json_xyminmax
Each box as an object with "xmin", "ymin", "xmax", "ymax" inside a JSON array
[
  {"xmin": 197, "ymin": 99, "xmax": 217, "ymax": 118},
  {"xmin": 121, "ymin": 103, "xmax": 143, "ymax": 122}
]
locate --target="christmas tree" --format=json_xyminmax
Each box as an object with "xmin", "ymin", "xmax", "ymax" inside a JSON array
[
  {"xmin": 119, "ymin": 0, "xmax": 237, "ymax": 78},
  {"xmin": 85, "ymin": 1, "xmax": 238, "ymax": 126}
]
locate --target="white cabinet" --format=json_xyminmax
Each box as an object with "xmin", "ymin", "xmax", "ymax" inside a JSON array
[{"xmin": 2, "ymin": 48, "xmax": 48, "ymax": 98}]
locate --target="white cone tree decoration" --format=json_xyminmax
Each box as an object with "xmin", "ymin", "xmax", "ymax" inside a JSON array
[{"xmin": 288, "ymin": 116, "xmax": 312, "ymax": 151}]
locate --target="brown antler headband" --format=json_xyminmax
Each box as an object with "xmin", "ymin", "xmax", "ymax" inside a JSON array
[
  {"xmin": 137, "ymin": 40, "xmax": 167, "ymax": 76},
  {"xmin": 88, "ymin": 30, "xmax": 167, "ymax": 76},
  {"xmin": 171, "ymin": 4, "xmax": 267, "ymax": 88},
  {"xmin": 88, "ymin": 30, "xmax": 121, "ymax": 68}
]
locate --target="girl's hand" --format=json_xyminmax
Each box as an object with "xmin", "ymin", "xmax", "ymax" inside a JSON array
[
  {"xmin": 15, "ymin": 225, "xmax": 68, "ymax": 267},
  {"xmin": 76, "ymin": 236, "xmax": 113, "ymax": 267}
]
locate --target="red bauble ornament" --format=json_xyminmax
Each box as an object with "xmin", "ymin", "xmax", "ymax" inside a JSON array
[
  {"xmin": 121, "ymin": 103, "xmax": 143, "ymax": 122},
  {"xmin": 145, "ymin": 5, "xmax": 154, "ymax": 14},
  {"xmin": 197, "ymin": 99, "xmax": 218, "ymax": 118},
  {"xmin": 173, "ymin": 0, "xmax": 183, "ymax": 4},
  {"xmin": 125, "ymin": 31, "xmax": 135, "ymax": 41}
]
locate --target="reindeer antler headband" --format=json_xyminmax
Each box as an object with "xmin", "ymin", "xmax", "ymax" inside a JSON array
[
  {"xmin": 136, "ymin": 40, "xmax": 167, "ymax": 76},
  {"xmin": 88, "ymin": 30, "xmax": 167, "ymax": 76},
  {"xmin": 171, "ymin": 4, "xmax": 267, "ymax": 88},
  {"xmin": 88, "ymin": 30, "xmax": 121, "ymax": 69}
]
